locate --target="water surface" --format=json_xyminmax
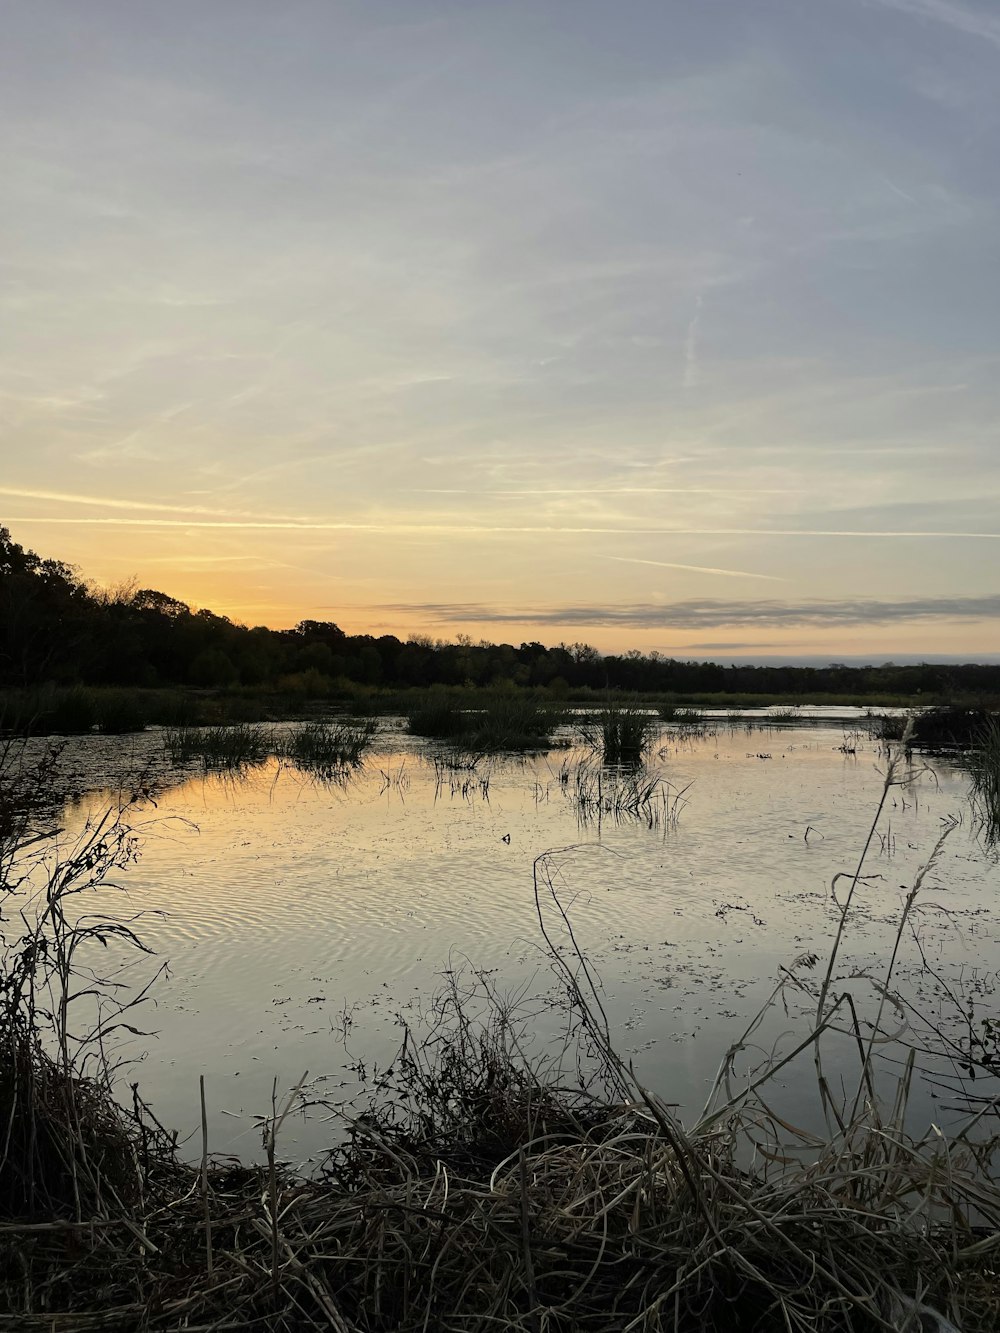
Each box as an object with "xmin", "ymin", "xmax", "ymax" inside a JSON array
[{"xmin": 46, "ymin": 718, "xmax": 999, "ymax": 1161}]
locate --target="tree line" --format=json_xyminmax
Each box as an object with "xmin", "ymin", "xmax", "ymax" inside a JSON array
[{"xmin": 1, "ymin": 525, "xmax": 997, "ymax": 700}]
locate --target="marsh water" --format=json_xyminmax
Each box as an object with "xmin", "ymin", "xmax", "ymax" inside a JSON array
[{"xmin": 42, "ymin": 714, "xmax": 1000, "ymax": 1162}]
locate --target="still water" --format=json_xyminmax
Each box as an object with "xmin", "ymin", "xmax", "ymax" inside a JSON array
[{"xmin": 49, "ymin": 717, "xmax": 998, "ymax": 1162}]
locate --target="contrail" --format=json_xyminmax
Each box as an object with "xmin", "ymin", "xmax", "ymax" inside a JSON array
[
  {"xmin": 0, "ymin": 485, "xmax": 306, "ymax": 523},
  {"xmin": 411, "ymin": 486, "xmax": 799, "ymax": 496},
  {"xmin": 608, "ymin": 556, "xmax": 787, "ymax": 581}
]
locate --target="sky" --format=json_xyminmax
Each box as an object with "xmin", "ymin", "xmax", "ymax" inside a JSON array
[{"xmin": 2, "ymin": 0, "xmax": 999, "ymax": 662}]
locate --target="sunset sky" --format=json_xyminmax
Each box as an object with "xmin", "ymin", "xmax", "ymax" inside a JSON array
[{"xmin": 3, "ymin": 0, "xmax": 999, "ymax": 661}]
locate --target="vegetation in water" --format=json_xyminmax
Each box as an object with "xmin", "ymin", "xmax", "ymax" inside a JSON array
[
  {"xmin": 281, "ymin": 719, "xmax": 378, "ymax": 774},
  {"xmin": 580, "ymin": 703, "xmax": 657, "ymax": 763},
  {"xmin": 969, "ymin": 714, "xmax": 1000, "ymax": 847},
  {"xmin": 408, "ymin": 691, "xmax": 563, "ymax": 751},
  {"xmin": 560, "ymin": 757, "xmax": 691, "ymax": 828},
  {"xmin": 163, "ymin": 719, "xmax": 379, "ymax": 774},
  {"xmin": 164, "ymin": 722, "xmax": 275, "ymax": 769}
]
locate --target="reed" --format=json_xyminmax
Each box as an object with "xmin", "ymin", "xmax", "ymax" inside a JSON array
[
  {"xmin": 163, "ymin": 721, "xmax": 274, "ymax": 769},
  {"xmin": 968, "ymin": 713, "xmax": 1000, "ymax": 847},
  {"xmin": 581, "ymin": 703, "xmax": 657, "ymax": 763},
  {"xmin": 280, "ymin": 718, "xmax": 378, "ymax": 773},
  {"xmin": 405, "ymin": 693, "xmax": 467, "ymax": 739},
  {"xmin": 408, "ymin": 692, "xmax": 562, "ymax": 751},
  {"xmin": 563, "ymin": 758, "xmax": 691, "ymax": 829}
]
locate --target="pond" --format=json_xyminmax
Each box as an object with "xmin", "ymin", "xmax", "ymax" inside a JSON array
[{"xmin": 36, "ymin": 714, "xmax": 1000, "ymax": 1163}]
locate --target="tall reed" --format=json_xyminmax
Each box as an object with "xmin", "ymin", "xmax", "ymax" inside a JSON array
[
  {"xmin": 580, "ymin": 703, "xmax": 656, "ymax": 763},
  {"xmin": 969, "ymin": 713, "xmax": 1000, "ymax": 846}
]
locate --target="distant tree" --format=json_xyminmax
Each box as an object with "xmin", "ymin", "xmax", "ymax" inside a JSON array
[{"xmin": 131, "ymin": 588, "xmax": 191, "ymax": 618}]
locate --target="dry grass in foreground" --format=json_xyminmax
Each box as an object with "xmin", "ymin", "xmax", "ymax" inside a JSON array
[{"xmin": 1, "ymin": 731, "xmax": 999, "ymax": 1331}]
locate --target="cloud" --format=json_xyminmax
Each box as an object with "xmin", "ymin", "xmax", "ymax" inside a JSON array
[
  {"xmin": 683, "ymin": 641, "xmax": 797, "ymax": 650},
  {"xmin": 411, "ymin": 486, "xmax": 799, "ymax": 496},
  {"xmin": 0, "ymin": 486, "xmax": 307, "ymax": 523},
  {"xmin": 13, "ymin": 517, "xmax": 1000, "ymax": 538},
  {"xmin": 868, "ymin": 0, "xmax": 1000, "ymax": 49},
  {"xmin": 387, "ymin": 594, "xmax": 1000, "ymax": 630}
]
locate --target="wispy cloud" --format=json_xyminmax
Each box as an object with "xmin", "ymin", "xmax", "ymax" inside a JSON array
[
  {"xmin": 411, "ymin": 486, "xmax": 799, "ymax": 496},
  {"xmin": 0, "ymin": 486, "xmax": 307, "ymax": 523},
  {"xmin": 390, "ymin": 595, "xmax": 1000, "ymax": 630},
  {"xmin": 15, "ymin": 517, "xmax": 1000, "ymax": 539},
  {"xmin": 608, "ymin": 556, "xmax": 787, "ymax": 581},
  {"xmin": 868, "ymin": 0, "xmax": 1000, "ymax": 50}
]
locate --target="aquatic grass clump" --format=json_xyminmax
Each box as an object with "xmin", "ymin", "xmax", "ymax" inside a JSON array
[
  {"xmin": 409, "ymin": 692, "xmax": 563, "ymax": 751},
  {"xmin": 659, "ymin": 702, "xmax": 705, "ymax": 726},
  {"xmin": 406, "ymin": 693, "xmax": 467, "ymax": 739},
  {"xmin": 581, "ymin": 703, "xmax": 657, "ymax": 763},
  {"xmin": 281, "ymin": 718, "xmax": 378, "ymax": 774},
  {"xmin": 92, "ymin": 688, "xmax": 153, "ymax": 734},
  {"xmin": 431, "ymin": 753, "xmax": 492, "ymax": 800},
  {"xmin": 163, "ymin": 721, "xmax": 274, "ymax": 769},
  {"xmin": 464, "ymin": 694, "xmax": 564, "ymax": 751},
  {"xmin": 910, "ymin": 706, "xmax": 991, "ymax": 749},
  {"xmin": 866, "ymin": 710, "xmax": 910, "ymax": 741},
  {"xmin": 968, "ymin": 714, "xmax": 1000, "ymax": 847},
  {"xmin": 768, "ymin": 706, "xmax": 798, "ymax": 725},
  {"xmin": 564, "ymin": 758, "xmax": 691, "ymax": 828}
]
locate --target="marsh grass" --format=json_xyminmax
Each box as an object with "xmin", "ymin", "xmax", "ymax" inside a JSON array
[
  {"xmin": 465, "ymin": 694, "xmax": 563, "ymax": 750},
  {"xmin": 3, "ymin": 728, "xmax": 1000, "ymax": 1330},
  {"xmin": 409, "ymin": 692, "xmax": 563, "ymax": 751},
  {"xmin": 280, "ymin": 719, "xmax": 378, "ymax": 774},
  {"xmin": 581, "ymin": 703, "xmax": 657, "ymax": 763},
  {"xmin": 431, "ymin": 753, "xmax": 492, "ymax": 800},
  {"xmin": 562, "ymin": 758, "xmax": 691, "ymax": 829},
  {"xmin": 163, "ymin": 718, "xmax": 379, "ymax": 777},
  {"xmin": 768, "ymin": 706, "xmax": 799, "ymax": 725},
  {"xmin": 968, "ymin": 714, "xmax": 1000, "ymax": 847},
  {"xmin": 660, "ymin": 703, "xmax": 707, "ymax": 728},
  {"xmin": 405, "ymin": 693, "xmax": 467, "ymax": 739},
  {"xmin": 163, "ymin": 721, "xmax": 275, "ymax": 769}
]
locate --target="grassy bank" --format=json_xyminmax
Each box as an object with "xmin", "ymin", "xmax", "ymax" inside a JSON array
[{"xmin": 2, "ymin": 738, "xmax": 1000, "ymax": 1330}]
